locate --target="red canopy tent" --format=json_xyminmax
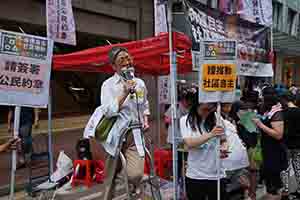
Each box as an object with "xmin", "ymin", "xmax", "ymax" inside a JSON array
[{"xmin": 52, "ymin": 32, "xmax": 192, "ymax": 75}]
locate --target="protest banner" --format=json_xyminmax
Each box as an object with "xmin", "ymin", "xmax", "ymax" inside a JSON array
[
  {"xmin": 154, "ymin": 0, "xmax": 168, "ymax": 35},
  {"xmin": 202, "ymin": 63, "xmax": 236, "ymax": 92},
  {"xmin": 219, "ymin": 0, "xmax": 272, "ymax": 27},
  {"xmin": 174, "ymin": 0, "xmax": 272, "ymax": 76},
  {"xmin": 199, "ymin": 40, "xmax": 237, "ymax": 102},
  {"xmin": 199, "ymin": 40, "xmax": 237, "ymax": 200},
  {"xmin": 47, "ymin": 0, "xmax": 76, "ymax": 45},
  {"xmin": 0, "ymin": 30, "xmax": 53, "ymax": 108}
]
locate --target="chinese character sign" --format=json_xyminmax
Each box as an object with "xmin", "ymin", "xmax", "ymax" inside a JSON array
[
  {"xmin": 47, "ymin": 0, "xmax": 76, "ymax": 45},
  {"xmin": 158, "ymin": 75, "xmax": 170, "ymax": 104},
  {"xmin": 177, "ymin": 0, "xmax": 273, "ymax": 76},
  {"xmin": 154, "ymin": 0, "xmax": 168, "ymax": 35},
  {"xmin": 202, "ymin": 64, "xmax": 236, "ymax": 92},
  {"xmin": 0, "ymin": 30, "xmax": 53, "ymax": 108}
]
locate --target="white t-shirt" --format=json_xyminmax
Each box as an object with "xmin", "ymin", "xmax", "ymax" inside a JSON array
[
  {"xmin": 180, "ymin": 115, "xmax": 226, "ymax": 180},
  {"xmin": 165, "ymin": 103, "xmax": 188, "ymax": 144},
  {"xmin": 222, "ymin": 119, "xmax": 249, "ymax": 171}
]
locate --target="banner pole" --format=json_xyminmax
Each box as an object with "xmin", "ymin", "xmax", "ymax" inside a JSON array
[
  {"xmin": 9, "ymin": 106, "xmax": 21, "ymax": 200},
  {"xmin": 168, "ymin": 0, "xmax": 179, "ymax": 199},
  {"xmin": 216, "ymin": 103, "xmax": 221, "ymax": 200},
  {"xmin": 48, "ymin": 88, "xmax": 54, "ymax": 174}
]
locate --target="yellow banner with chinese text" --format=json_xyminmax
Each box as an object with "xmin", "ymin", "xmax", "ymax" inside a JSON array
[{"xmin": 202, "ymin": 63, "xmax": 237, "ymax": 92}]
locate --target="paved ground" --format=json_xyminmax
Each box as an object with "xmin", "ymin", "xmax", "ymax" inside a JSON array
[
  {"xmin": 0, "ymin": 115, "xmax": 90, "ymax": 142},
  {"xmin": 0, "ymin": 129, "xmax": 84, "ymax": 191}
]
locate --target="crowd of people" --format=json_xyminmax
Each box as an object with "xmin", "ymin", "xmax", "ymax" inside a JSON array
[
  {"xmin": 93, "ymin": 46, "xmax": 300, "ymax": 200},
  {"xmin": 162, "ymin": 83, "xmax": 300, "ymax": 200}
]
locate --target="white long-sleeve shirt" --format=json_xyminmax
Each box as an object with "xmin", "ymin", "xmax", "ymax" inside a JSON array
[
  {"xmin": 101, "ymin": 73, "xmax": 150, "ymax": 120},
  {"xmin": 84, "ymin": 73, "xmax": 150, "ymax": 157}
]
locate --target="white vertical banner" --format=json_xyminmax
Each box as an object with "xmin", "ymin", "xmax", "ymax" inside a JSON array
[
  {"xmin": 47, "ymin": 0, "xmax": 76, "ymax": 45},
  {"xmin": 158, "ymin": 75, "xmax": 170, "ymax": 104},
  {"xmin": 238, "ymin": 0, "xmax": 273, "ymax": 27},
  {"xmin": 154, "ymin": 0, "xmax": 168, "ymax": 35}
]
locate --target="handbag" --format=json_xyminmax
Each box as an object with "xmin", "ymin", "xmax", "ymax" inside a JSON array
[{"xmin": 95, "ymin": 116, "xmax": 117, "ymax": 142}]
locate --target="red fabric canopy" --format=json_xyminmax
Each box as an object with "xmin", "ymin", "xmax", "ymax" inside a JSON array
[{"xmin": 52, "ymin": 32, "xmax": 192, "ymax": 76}]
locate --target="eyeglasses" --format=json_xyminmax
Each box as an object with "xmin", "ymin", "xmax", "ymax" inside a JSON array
[{"xmin": 115, "ymin": 54, "xmax": 133, "ymax": 66}]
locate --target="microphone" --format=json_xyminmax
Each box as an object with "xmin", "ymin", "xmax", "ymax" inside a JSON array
[
  {"xmin": 120, "ymin": 66, "xmax": 135, "ymax": 81},
  {"xmin": 120, "ymin": 67, "xmax": 136, "ymax": 94}
]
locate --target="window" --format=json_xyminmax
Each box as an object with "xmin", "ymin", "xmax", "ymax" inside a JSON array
[
  {"xmin": 287, "ymin": 8, "xmax": 297, "ymax": 36},
  {"xmin": 272, "ymin": 1, "xmax": 283, "ymax": 30}
]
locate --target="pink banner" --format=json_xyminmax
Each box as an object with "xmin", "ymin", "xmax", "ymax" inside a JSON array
[{"xmin": 47, "ymin": 0, "xmax": 76, "ymax": 45}]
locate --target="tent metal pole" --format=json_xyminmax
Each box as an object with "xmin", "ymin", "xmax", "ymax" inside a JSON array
[
  {"xmin": 168, "ymin": 0, "xmax": 179, "ymax": 199},
  {"xmin": 156, "ymin": 76, "xmax": 161, "ymax": 147}
]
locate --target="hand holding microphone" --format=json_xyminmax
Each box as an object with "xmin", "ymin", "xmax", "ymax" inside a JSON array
[
  {"xmin": 121, "ymin": 66, "xmax": 136, "ymax": 94},
  {"xmin": 124, "ymin": 80, "xmax": 137, "ymax": 94}
]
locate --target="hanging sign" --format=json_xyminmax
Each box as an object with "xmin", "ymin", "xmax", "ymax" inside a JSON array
[
  {"xmin": 154, "ymin": 0, "xmax": 168, "ymax": 35},
  {"xmin": 0, "ymin": 30, "xmax": 53, "ymax": 108},
  {"xmin": 46, "ymin": 0, "xmax": 77, "ymax": 45},
  {"xmin": 158, "ymin": 75, "xmax": 170, "ymax": 104}
]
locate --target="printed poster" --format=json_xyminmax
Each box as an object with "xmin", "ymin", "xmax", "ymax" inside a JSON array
[
  {"xmin": 219, "ymin": 0, "xmax": 272, "ymax": 26},
  {"xmin": 47, "ymin": 0, "xmax": 76, "ymax": 45},
  {"xmin": 0, "ymin": 30, "xmax": 53, "ymax": 108},
  {"xmin": 202, "ymin": 63, "xmax": 237, "ymax": 92},
  {"xmin": 175, "ymin": 0, "xmax": 273, "ymax": 77},
  {"xmin": 199, "ymin": 40, "xmax": 237, "ymax": 103},
  {"xmin": 158, "ymin": 75, "xmax": 170, "ymax": 104},
  {"xmin": 154, "ymin": 0, "xmax": 168, "ymax": 35}
]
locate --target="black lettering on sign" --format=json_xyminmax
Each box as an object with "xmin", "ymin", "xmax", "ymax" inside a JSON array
[
  {"xmin": 203, "ymin": 79, "xmax": 212, "ymax": 88},
  {"xmin": 0, "ymin": 75, "xmax": 9, "ymax": 86},
  {"xmin": 33, "ymin": 80, "xmax": 43, "ymax": 89},
  {"xmin": 208, "ymin": 65, "xmax": 216, "ymax": 75},
  {"xmin": 10, "ymin": 76, "xmax": 22, "ymax": 87},
  {"xmin": 212, "ymin": 79, "xmax": 219, "ymax": 88},
  {"xmin": 220, "ymin": 79, "xmax": 227, "ymax": 88},
  {"xmin": 227, "ymin": 80, "xmax": 234, "ymax": 88},
  {"xmin": 17, "ymin": 62, "xmax": 29, "ymax": 74},
  {"xmin": 29, "ymin": 64, "xmax": 40, "ymax": 75},
  {"xmin": 225, "ymin": 66, "xmax": 232, "ymax": 75},
  {"xmin": 22, "ymin": 78, "xmax": 32, "ymax": 88}
]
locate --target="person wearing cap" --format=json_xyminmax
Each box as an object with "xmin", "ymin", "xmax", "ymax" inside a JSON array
[{"xmin": 100, "ymin": 46, "xmax": 150, "ymax": 197}]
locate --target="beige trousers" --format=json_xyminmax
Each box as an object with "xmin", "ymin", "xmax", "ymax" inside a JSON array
[{"xmin": 104, "ymin": 144, "xmax": 144, "ymax": 200}]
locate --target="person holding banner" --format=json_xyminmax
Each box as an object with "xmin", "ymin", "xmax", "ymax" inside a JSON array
[
  {"xmin": 180, "ymin": 93, "xmax": 229, "ymax": 200},
  {"xmin": 8, "ymin": 107, "xmax": 34, "ymax": 168},
  {"xmin": 0, "ymin": 138, "xmax": 20, "ymax": 153}
]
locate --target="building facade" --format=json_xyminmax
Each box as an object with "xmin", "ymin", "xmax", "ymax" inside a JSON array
[
  {"xmin": 273, "ymin": 0, "xmax": 300, "ymax": 86},
  {"xmin": 0, "ymin": 0, "xmax": 155, "ymax": 122}
]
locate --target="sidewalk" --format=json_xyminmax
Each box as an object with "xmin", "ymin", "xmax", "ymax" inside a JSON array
[{"xmin": 0, "ymin": 115, "xmax": 90, "ymax": 142}]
